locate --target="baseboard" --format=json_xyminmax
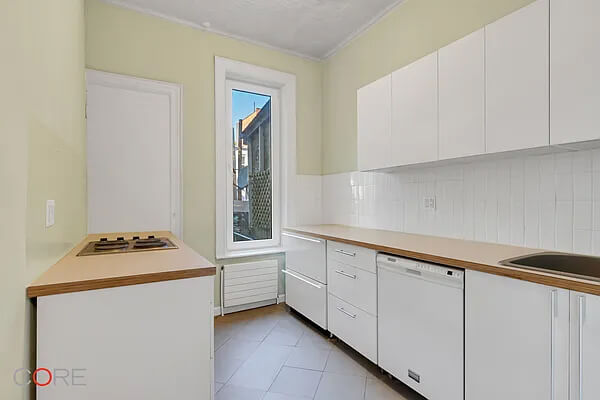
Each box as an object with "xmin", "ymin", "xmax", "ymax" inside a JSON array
[{"xmin": 213, "ymin": 294, "xmax": 286, "ymax": 317}]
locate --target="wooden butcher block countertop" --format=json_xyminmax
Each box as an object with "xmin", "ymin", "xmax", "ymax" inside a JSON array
[
  {"xmin": 27, "ymin": 231, "xmax": 215, "ymax": 298},
  {"xmin": 285, "ymin": 224, "xmax": 600, "ymax": 296}
]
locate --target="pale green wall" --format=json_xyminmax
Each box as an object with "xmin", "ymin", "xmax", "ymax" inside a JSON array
[
  {"xmin": 322, "ymin": 0, "xmax": 536, "ymax": 174},
  {"xmin": 0, "ymin": 0, "xmax": 86, "ymax": 397},
  {"xmin": 85, "ymin": 0, "xmax": 323, "ymax": 305}
]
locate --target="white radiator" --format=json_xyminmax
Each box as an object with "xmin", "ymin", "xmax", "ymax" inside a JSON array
[{"xmin": 221, "ymin": 259, "xmax": 279, "ymax": 314}]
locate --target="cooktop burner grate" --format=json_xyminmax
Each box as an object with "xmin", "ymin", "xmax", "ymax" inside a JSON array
[{"xmin": 77, "ymin": 236, "xmax": 178, "ymax": 256}]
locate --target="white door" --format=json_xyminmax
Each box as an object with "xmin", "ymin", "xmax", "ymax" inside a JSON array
[
  {"xmin": 86, "ymin": 70, "xmax": 182, "ymax": 236},
  {"xmin": 438, "ymin": 28, "xmax": 485, "ymax": 160},
  {"xmin": 485, "ymin": 0, "xmax": 549, "ymax": 153},
  {"xmin": 570, "ymin": 292, "xmax": 600, "ymax": 400},
  {"xmin": 550, "ymin": 0, "xmax": 600, "ymax": 146},
  {"xmin": 391, "ymin": 52, "xmax": 438, "ymax": 166},
  {"xmin": 465, "ymin": 270, "xmax": 569, "ymax": 400},
  {"xmin": 357, "ymin": 75, "xmax": 392, "ymax": 171}
]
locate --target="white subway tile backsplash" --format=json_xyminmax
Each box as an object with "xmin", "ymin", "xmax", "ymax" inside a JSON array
[{"xmin": 321, "ymin": 150, "xmax": 600, "ymax": 255}]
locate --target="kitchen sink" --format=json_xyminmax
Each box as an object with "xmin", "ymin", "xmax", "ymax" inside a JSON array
[{"xmin": 500, "ymin": 252, "xmax": 600, "ymax": 282}]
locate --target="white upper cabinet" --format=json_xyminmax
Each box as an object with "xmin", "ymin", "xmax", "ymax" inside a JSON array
[
  {"xmin": 357, "ymin": 75, "xmax": 392, "ymax": 171},
  {"xmin": 391, "ymin": 52, "xmax": 439, "ymax": 166},
  {"xmin": 439, "ymin": 28, "xmax": 485, "ymax": 160},
  {"xmin": 485, "ymin": 0, "xmax": 549, "ymax": 153},
  {"xmin": 550, "ymin": 0, "xmax": 600, "ymax": 145}
]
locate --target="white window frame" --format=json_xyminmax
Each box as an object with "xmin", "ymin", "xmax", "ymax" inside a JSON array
[{"xmin": 215, "ymin": 57, "xmax": 296, "ymax": 259}]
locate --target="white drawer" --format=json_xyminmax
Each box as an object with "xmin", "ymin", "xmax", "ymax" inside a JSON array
[
  {"xmin": 285, "ymin": 268, "xmax": 327, "ymax": 330},
  {"xmin": 283, "ymin": 231, "xmax": 327, "ymax": 283},
  {"xmin": 328, "ymin": 260, "xmax": 377, "ymax": 315},
  {"xmin": 328, "ymin": 294, "xmax": 377, "ymax": 363},
  {"xmin": 327, "ymin": 241, "xmax": 377, "ymax": 273}
]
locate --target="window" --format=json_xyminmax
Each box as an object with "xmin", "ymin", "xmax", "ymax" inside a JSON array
[
  {"xmin": 230, "ymin": 86, "xmax": 274, "ymax": 243},
  {"xmin": 215, "ymin": 57, "xmax": 295, "ymax": 259}
]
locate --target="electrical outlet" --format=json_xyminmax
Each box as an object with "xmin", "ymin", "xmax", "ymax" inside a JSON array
[
  {"xmin": 46, "ymin": 200, "xmax": 55, "ymax": 227},
  {"xmin": 422, "ymin": 197, "xmax": 436, "ymax": 210}
]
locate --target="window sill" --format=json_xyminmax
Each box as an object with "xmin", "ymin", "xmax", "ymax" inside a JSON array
[{"xmin": 216, "ymin": 246, "xmax": 285, "ymax": 261}]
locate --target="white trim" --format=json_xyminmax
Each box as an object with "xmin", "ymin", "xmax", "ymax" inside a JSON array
[
  {"xmin": 85, "ymin": 69, "xmax": 183, "ymax": 238},
  {"xmin": 99, "ymin": 0, "xmax": 320, "ymax": 62},
  {"xmin": 322, "ymin": 0, "xmax": 407, "ymax": 59}
]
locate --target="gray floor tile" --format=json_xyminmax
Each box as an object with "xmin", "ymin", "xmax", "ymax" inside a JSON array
[
  {"xmin": 215, "ymin": 384, "xmax": 265, "ymax": 400},
  {"xmin": 285, "ymin": 346, "xmax": 331, "ymax": 371},
  {"xmin": 269, "ymin": 366, "xmax": 322, "ymax": 398},
  {"xmin": 228, "ymin": 342, "xmax": 293, "ymax": 390},
  {"xmin": 314, "ymin": 372, "xmax": 366, "ymax": 400}
]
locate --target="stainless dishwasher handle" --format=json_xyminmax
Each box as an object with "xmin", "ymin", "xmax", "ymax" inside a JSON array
[
  {"xmin": 335, "ymin": 249, "xmax": 356, "ymax": 257},
  {"xmin": 282, "ymin": 232, "xmax": 322, "ymax": 243},
  {"xmin": 335, "ymin": 270, "xmax": 356, "ymax": 279},
  {"xmin": 579, "ymin": 295, "xmax": 585, "ymax": 400},
  {"xmin": 551, "ymin": 290, "xmax": 557, "ymax": 400},
  {"xmin": 337, "ymin": 306, "xmax": 356, "ymax": 319},
  {"xmin": 282, "ymin": 269, "xmax": 322, "ymax": 289}
]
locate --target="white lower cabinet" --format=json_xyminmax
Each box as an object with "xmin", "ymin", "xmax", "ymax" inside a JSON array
[
  {"xmin": 465, "ymin": 270, "xmax": 569, "ymax": 400},
  {"xmin": 284, "ymin": 269, "xmax": 327, "ymax": 330},
  {"xmin": 570, "ymin": 291, "xmax": 600, "ymax": 400},
  {"xmin": 328, "ymin": 294, "xmax": 377, "ymax": 363}
]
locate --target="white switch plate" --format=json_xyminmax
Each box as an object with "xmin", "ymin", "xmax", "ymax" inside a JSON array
[
  {"xmin": 422, "ymin": 196, "xmax": 436, "ymax": 210},
  {"xmin": 46, "ymin": 200, "xmax": 55, "ymax": 227}
]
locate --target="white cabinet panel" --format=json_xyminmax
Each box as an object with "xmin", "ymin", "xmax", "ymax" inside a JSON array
[
  {"xmin": 550, "ymin": 0, "xmax": 600, "ymax": 145},
  {"xmin": 439, "ymin": 29, "xmax": 485, "ymax": 160},
  {"xmin": 391, "ymin": 52, "xmax": 439, "ymax": 166},
  {"xmin": 284, "ymin": 269, "xmax": 327, "ymax": 330},
  {"xmin": 485, "ymin": 0, "xmax": 549, "ymax": 153},
  {"xmin": 357, "ymin": 75, "xmax": 392, "ymax": 171},
  {"xmin": 328, "ymin": 294, "xmax": 377, "ymax": 363},
  {"xmin": 465, "ymin": 270, "xmax": 569, "ymax": 400},
  {"xmin": 327, "ymin": 240, "xmax": 377, "ymax": 273},
  {"xmin": 282, "ymin": 231, "xmax": 327, "ymax": 284},
  {"xmin": 570, "ymin": 292, "xmax": 600, "ymax": 400},
  {"xmin": 327, "ymin": 260, "xmax": 377, "ymax": 315}
]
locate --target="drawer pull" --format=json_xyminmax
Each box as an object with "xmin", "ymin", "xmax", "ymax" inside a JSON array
[
  {"xmin": 282, "ymin": 269, "xmax": 322, "ymax": 289},
  {"xmin": 335, "ymin": 270, "xmax": 357, "ymax": 279},
  {"xmin": 335, "ymin": 249, "xmax": 356, "ymax": 257},
  {"xmin": 336, "ymin": 306, "xmax": 356, "ymax": 319},
  {"xmin": 282, "ymin": 232, "xmax": 322, "ymax": 243}
]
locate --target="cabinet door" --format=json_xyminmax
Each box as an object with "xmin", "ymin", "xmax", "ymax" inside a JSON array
[
  {"xmin": 485, "ymin": 0, "xmax": 549, "ymax": 153},
  {"xmin": 465, "ymin": 270, "xmax": 569, "ymax": 400},
  {"xmin": 550, "ymin": 0, "xmax": 600, "ymax": 145},
  {"xmin": 570, "ymin": 292, "xmax": 600, "ymax": 400},
  {"xmin": 282, "ymin": 231, "xmax": 326, "ymax": 283},
  {"xmin": 391, "ymin": 52, "xmax": 438, "ymax": 166},
  {"xmin": 357, "ymin": 74, "xmax": 392, "ymax": 171},
  {"xmin": 439, "ymin": 28, "xmax": 485, "ymax": 160}
]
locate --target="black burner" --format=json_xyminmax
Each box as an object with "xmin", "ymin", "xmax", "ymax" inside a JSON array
[
  {"xmin": 133, "ymin": 237, "xmax": 167, "ymax": 249},
  {"xmin": 94, "ymin": 239, "xmax": 129, "ymax": 251}
]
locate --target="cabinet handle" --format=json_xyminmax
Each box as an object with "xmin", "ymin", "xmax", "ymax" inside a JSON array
[
  {"xmin": 335, "ymin": 249, "xmax": 356, "ymax": 257},
  {"xmin": 550, "ymin": 290, "xmax": 557, "ymax": 400},
  {"xmin": 578, "ymin": 295, "xmax": 585, "ymax": 400},
  {"xmin": 282, "ymin": 232, "xmax": 322, "ymax": 243},
  {"xmin": 282, "ymin": 269, "xmax": 322, "ymax": 289},
  {"xmin": 336, "ymin": 306, "xmax": 356, "ymax": 319},
  {"xmin": 335, "ymin": 270, "xmax": 357, "ymax": 279}
]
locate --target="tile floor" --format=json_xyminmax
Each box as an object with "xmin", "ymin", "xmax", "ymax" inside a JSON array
[{"xmin": 214, "ymin": 304, "xmax": 426, "ymax": 400}]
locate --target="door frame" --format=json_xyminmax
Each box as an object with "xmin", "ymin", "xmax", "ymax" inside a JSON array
[{"xmin": 85, "ymin": 69, "xmax": 183, "ymax": 237}]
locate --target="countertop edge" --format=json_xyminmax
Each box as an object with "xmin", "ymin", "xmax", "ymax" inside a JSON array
[
  {"xmin": 27, "ymin": 266, "xmax": 217, "ymax": 298},
  {"xmin": 284, "ymin": 227, "xmax": 600, "ymax": 296}
]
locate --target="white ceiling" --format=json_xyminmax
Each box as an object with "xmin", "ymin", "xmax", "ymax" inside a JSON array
[{"xmin": 103, "ymin": 0, "xmax": 404, "ymax": 59}]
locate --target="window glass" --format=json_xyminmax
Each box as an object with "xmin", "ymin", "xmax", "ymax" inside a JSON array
[{"xmin": 231, "ymin": 89, "xmax": 272, "ymax": 242}]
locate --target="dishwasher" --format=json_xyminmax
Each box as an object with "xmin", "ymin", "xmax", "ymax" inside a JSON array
[{"xmin": 377, "ymin": 254, "xmax": 464, "ymax": 400}]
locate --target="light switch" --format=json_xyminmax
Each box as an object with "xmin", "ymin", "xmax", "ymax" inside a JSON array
[{"xmin": 46, "ymin": 200, "xmax": 55, "ymax": 227}]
